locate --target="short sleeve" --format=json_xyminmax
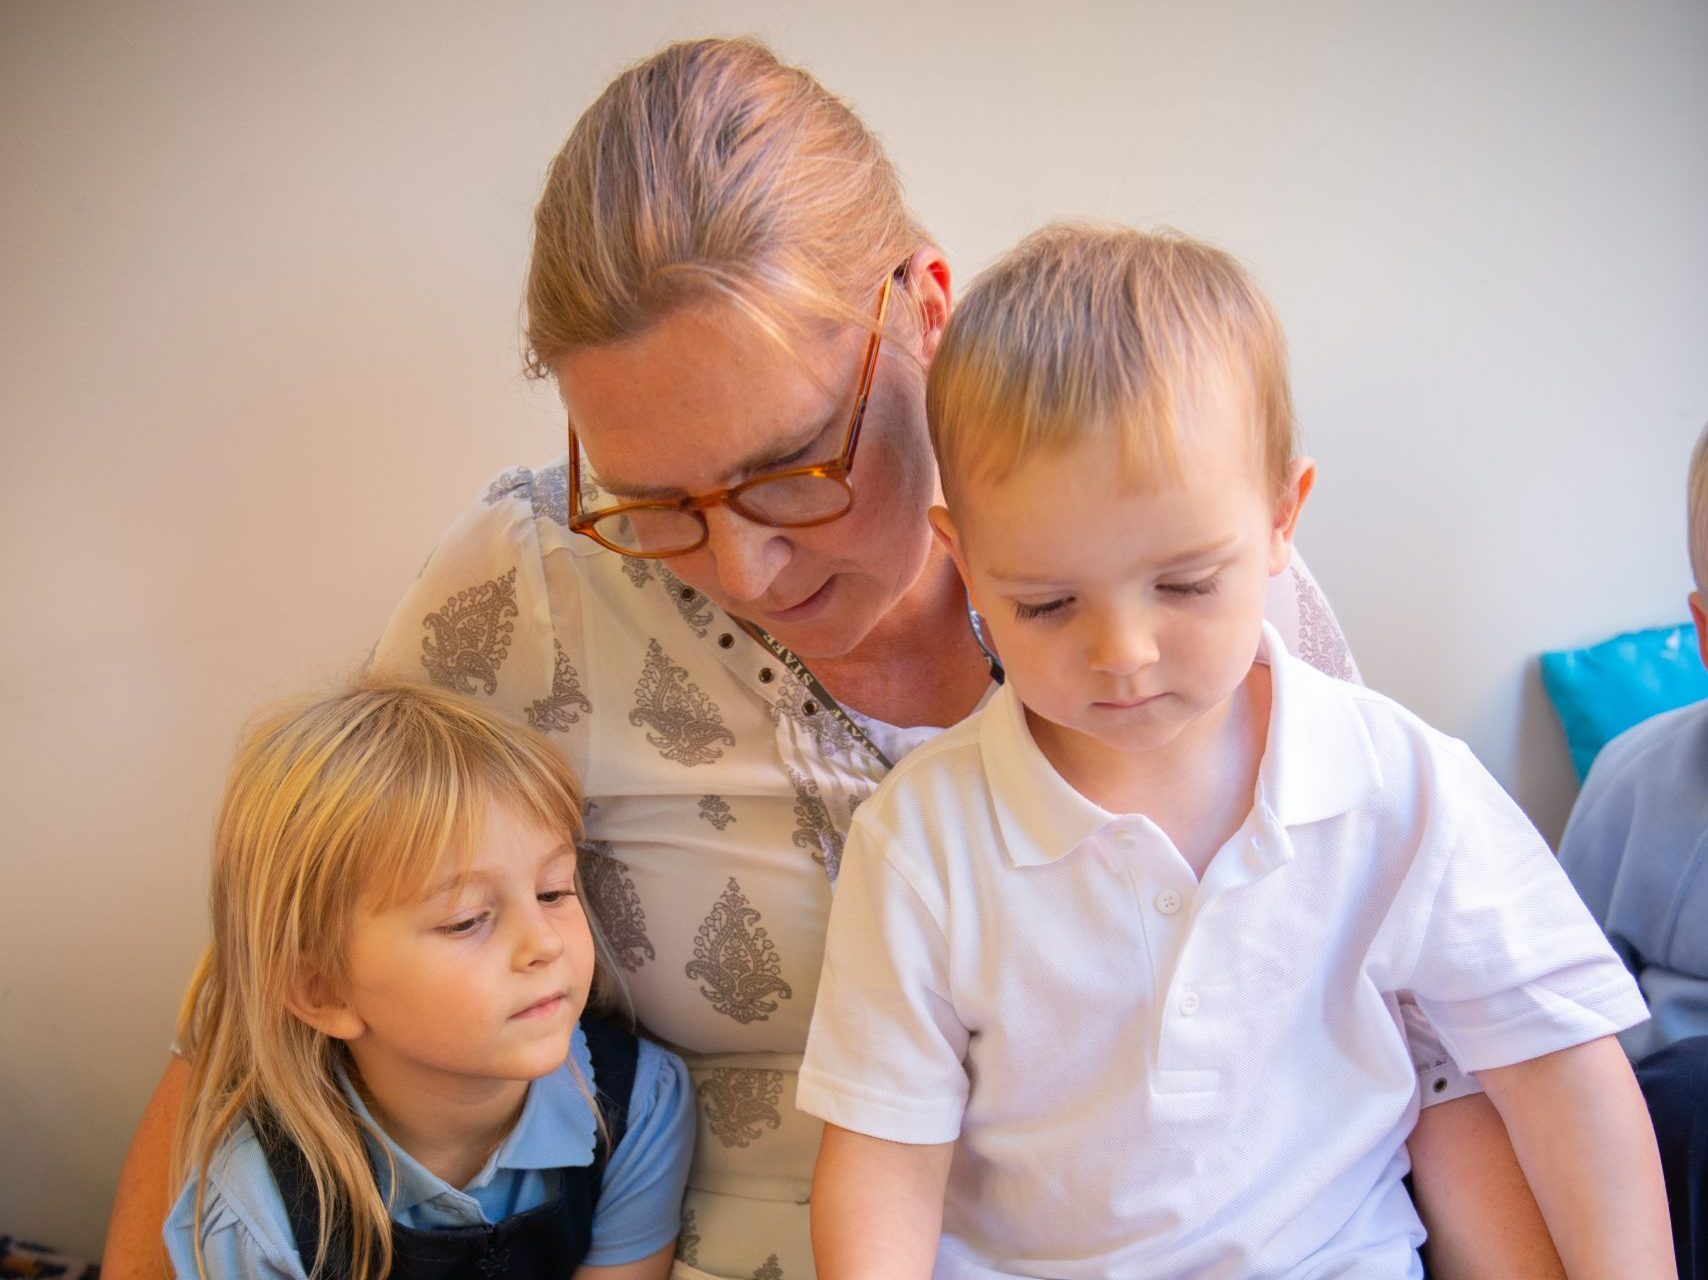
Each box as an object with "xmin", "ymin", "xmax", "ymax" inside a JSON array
[
  {"xmin": 582, "ymin": 1039, "xmax": 697, "ymax": 1267},
  {"xmin": 368, "ymin": 464, "xmax": 591, "ymax": 754},
  {"xmin": 164, "ymin": 1127, "xmax": 309, "ymax": 1280},
  {"xmin": 796, "ymin": 815, "xmax": 970, "ymax": 1144},
  {"xmin": 1401, "ymin": 741, "xmax": 1647, "ymax": 1073}
]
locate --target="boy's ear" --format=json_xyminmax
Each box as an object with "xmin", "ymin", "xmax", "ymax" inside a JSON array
[
  {"xmin": 284, "ymin": 968, "xmax": 365, "ymax": 1042},
  {"xmin": 928, "ymin": 504, "xmax": 971, "ymax": 585},
  {"xmin": 1691, "ymin": 591, "xmax": 1708, "ymax": 670},
  {"xmin": 905, "ymin": 247, "xmax": 953, "ymax": 366},
  {"xmin": 1268, "ymin": 456, "xmax": 1316, "ymax": 574}
]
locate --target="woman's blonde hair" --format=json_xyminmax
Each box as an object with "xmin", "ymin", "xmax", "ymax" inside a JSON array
[
  {"xmin": 927, "ymin": 222, "xmax": 1297, "ymax": 501},
  {"xmin": 525, "ymin": 36, "xmax": 928, "ymax": 374},
  {"xmin": 172, "ymin": 682, "xmax": 601, "ymax": 1280}
]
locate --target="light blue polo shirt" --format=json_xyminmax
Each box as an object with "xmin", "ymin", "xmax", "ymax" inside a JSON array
[
  {"xmin": 1559, "ymin": 699, "xmax": 1708, "ymax": 1062},
  {"xmin": 165, "ymin": 1025, "xmax": 694, "ymax": 1279}
]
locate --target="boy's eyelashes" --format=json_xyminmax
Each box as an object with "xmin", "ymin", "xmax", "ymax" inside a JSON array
[
  {"xmin": 1007, "ymin": 573, "xmax": 1221, "ymax": 621},
  {"xmin": 1013, "ymin": 597, "xmax": 1071, "ymax": 621}
]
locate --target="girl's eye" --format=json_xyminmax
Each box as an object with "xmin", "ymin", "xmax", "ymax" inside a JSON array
[
  {"xmin": 538, "ymin": 888, "xmax": 579, "ymax": 906},
  {"xmin": 437, "ymin": 912, "xmax": 490, "ymax": 937},
  {"xmin": 1013, "ymin": 598, "xmax": 1071, "ymax": 622},
  {"xmin": 1160, "ymin": 574, "xmax": 1219, "ymax": 598}
]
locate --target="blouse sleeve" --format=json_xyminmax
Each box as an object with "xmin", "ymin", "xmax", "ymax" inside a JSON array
[
  {"xmin": 368, "ymin": 463, "xmax": 594, "ymax": 768},
  {"xmin": 163, "ymin": 1127, "xmax": 310, "ymax": 1280},
  {"xmin": 583, "ymin": 1039, "xmax": 698, "ymax": 1267}
]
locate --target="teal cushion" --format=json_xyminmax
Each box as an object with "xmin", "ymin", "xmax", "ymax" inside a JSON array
[{"xmin": 1541, "ymin": 623, "xmax": 1708, "ymax": 781}]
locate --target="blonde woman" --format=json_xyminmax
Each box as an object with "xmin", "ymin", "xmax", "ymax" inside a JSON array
[
  {"xmin": 166, "ymin": 684, "xmax": 694, "ymax": 1279},
  {"xmin": 110, "ymin": 37, "xmax": 1565, "ymax": 1280}
]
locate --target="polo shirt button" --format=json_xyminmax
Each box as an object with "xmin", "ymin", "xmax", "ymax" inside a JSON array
[
  {"xmin": 1251, "ymin": 834, "xmax": 1266, "ymax": 853},
  {"xmin": 1154, "ymin": 890, "xmax": 1181, "ymax": 915},
  {"xmin": 1115, "ymin": 832, "xmax": 1138, "ymax": 849},
  {"xmin": 1179, "ymin": 990, "xmax": 1201, "ymax": 1016}
]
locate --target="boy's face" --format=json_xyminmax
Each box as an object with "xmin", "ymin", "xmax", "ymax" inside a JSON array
[{"xmin": 934, "ymin": 418, "xmax": 1309, "ymax": 777}]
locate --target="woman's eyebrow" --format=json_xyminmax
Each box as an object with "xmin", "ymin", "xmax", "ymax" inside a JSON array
[{"xmin": 591, "ymin": 413, "xmax": 838, "ymax": 500}]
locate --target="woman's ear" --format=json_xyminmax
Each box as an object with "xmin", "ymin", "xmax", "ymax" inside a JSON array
[
  {"xmin": 285, "ymin": 968, "xmax": 365, "ymax": 1042},
  {"xmin": 1268, "ymin": 456, "xmax": 1316, "ymax": 574},
  {"xmin": 904, "ymin": 247, "xmax": 952, "ymax": 366}
]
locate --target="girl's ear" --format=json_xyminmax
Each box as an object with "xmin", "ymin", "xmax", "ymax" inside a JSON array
[
  {"xmin": 1691, "ymin": 591, "xmax": 1708, "ymax": 670},
  {"xmin": 1268, "ymin": 457, "xmax": 1316, "ymax": 575},
  {"xmin": 285, "ymin": 968, "xmax": 365, "ymax": 1042}
]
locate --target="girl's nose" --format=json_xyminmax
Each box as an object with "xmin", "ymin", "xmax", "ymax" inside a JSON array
[
  {"xmin": 515, "ymin": 904, "xmax": 568, "ymax": 969},
  {"xmin": 696, "ymin": 505, "xmax": 792, "ymax": 604}
]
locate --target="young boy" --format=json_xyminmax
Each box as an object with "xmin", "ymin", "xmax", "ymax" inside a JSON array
[
  {"xmin": 797, "ymin": 225, "xmax": 1671, "ymax": 1279},
  {"xmin": 1559, "ymin": 421, "xmax": 1708, "ymax": 1063}
]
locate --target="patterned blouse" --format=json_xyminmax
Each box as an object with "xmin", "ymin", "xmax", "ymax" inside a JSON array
[{"xmin": 370, "ymin": 457, "xmax": 1374, "ymax": 1280}]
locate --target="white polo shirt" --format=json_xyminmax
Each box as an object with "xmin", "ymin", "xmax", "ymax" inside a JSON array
[{"xmin": 797, "ymin": 625, "xmax": 1646, "ymax": 1280}]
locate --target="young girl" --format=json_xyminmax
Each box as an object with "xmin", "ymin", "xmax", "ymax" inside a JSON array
[{"xmin": 164, "ymin": 682, "xmax": 695, "ymax": 1280}]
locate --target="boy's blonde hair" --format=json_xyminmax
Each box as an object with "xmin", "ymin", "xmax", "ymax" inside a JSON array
[
  {"xmin": 1689, "ymin": 421, "xmax": 1708, "ymax": 598},
  {"xmin": 526, "ymin": 37, "xmax": 928, "ymax": 373},
  {"xmin": 172, "ymin": 682, "xmax": 602, "ymax": 1280},
  {"xmin": 927, "ymin": 223, "xmax": 1296, "ymax": 501}
]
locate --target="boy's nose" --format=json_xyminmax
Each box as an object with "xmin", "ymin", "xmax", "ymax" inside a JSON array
[
  {"xmin": 696, "ymin": 505, "xmax": 792, "ymax": 604},
  {"xmin": 1088, "ymin": 608, "xmax": 1159, "ymax": 675}
]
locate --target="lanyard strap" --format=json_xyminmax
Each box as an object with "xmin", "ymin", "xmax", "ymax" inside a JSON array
[{"xmin": 734, "ymin": 618, "xmax": 894, "ymax": 771}]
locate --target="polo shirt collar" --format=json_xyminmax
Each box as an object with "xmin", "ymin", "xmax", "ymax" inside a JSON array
[
  {"xmin": 340, "ymin": 1023, "xmax": 598, "ymax": 1215},
  {"xmin": 977, "ymin": 622, "xmax": 1381, "ymax": 870}
]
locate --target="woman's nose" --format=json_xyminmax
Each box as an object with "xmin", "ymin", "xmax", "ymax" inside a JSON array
[{"xmin": 697, "ymin": 505, "xmax": 792, "ymax": 604}]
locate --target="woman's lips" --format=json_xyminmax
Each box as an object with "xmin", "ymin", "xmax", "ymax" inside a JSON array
[{"xmin": 767, "ymin": 576, "xmax": 834, "ymax": 622}]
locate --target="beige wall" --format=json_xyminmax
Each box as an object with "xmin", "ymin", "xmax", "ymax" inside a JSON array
[{"xmin": 3, "ymin": 0, "xmax": 1705, "ymax": 1257}]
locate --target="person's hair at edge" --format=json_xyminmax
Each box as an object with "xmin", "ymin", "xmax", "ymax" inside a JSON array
[
  {"xmin": 1688, "ymin": 420, "xmax": 1708, "ymax": 599},
  {"xmin": 926, "ymin": 222, "xmax": 1297, "ymax": 506},
  {"xmin": 170, "ymin": 682, "xmax": 615, "ymax": 1280},
  {"xmin": 525, "ymin": 35, "xmax": 930, "ymax": 377}
]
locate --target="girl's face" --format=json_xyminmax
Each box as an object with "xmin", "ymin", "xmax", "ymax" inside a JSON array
[
  {"xmin": 334, "ymin": 801, "xmax": 594, "ymax": 1107},
  {"xmin": 556, "ymin": 281, "xmax": 946, "ymax": 662}
]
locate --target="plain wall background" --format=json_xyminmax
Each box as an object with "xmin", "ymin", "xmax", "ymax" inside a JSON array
[{"xmin": 3, "ymin": 0, "xmax": 1705, "ymax": 1257}]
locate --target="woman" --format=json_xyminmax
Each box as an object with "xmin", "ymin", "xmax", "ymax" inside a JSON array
[{"xmin": 109, "ymin": 36, "xmax": 1563, "ymax": 1280}]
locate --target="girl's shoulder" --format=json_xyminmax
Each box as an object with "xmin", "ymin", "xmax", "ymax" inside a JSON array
[{"xmin": 163, "ymin": 1118, "xmax": 309, "ymax": 1280}]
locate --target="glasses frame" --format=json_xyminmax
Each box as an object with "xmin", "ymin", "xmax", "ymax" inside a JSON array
[{"xmin": 567, "ymin": 269, "xmax": 898, "ymax": 560}]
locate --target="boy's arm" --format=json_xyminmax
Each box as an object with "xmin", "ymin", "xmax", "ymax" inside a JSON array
[
  {"xmin": 103, "ymin": 1055, "xmax": 188, "ymax": 1280},
  {"xmin": 1476, "ymin": 1036, "xmax": 1675, "ymax": 1279},
  {"xmin": 1407, "ymin": 1092, "xmax": 1565, "ymax": 1279},
  {"xmin": 811, "ymin": 1123, "xmax": 953, "ymax": 1280}
]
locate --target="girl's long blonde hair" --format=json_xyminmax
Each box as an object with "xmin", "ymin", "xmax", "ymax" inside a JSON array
[
  {"xmin": 526, "ymin": 36, "xmax": 929, "ymax": 374},
  {"xmin": 172, "ymin": 682, "xmax": 600, "ymax": 1280}
]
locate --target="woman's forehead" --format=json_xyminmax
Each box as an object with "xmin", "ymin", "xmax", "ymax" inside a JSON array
[{"xmin": 556, "ymin": 300, "xmax": 863, "ymax": 493}]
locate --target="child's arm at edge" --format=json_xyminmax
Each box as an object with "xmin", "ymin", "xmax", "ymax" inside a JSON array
[
  {"xmin": 1408, "ymin": 1092, "xmax": 1565, "ymax": 1279},
  {"xmin": 1476, "ymin": 1035, "xmax": 1674, "ymax": 1279},
  {"xmin": 811, "ymin": 1123, "xmax": 953, "ymax": 1280},
  {"xmin": 574, "ymin": 1240, "xmax": 676, "ymax": 1280},
  {"xmin": 104, "ymin": 1054, "xmax": 188, "ymax": 1280}
]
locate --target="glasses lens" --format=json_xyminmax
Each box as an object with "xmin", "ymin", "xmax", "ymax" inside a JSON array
[
  {"xmin": 733, "ymin": 472, "xmax": 853, "ymax": 526},
  {"xmin": 593, "ymin": 507, "xmax": 705, "ymax": 556}
]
